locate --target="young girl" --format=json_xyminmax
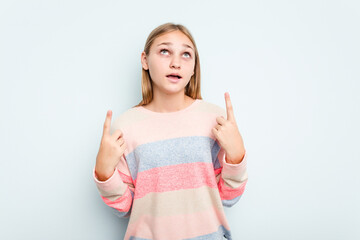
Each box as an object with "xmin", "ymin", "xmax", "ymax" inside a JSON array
[{"xmin": 93, "ymin": 22, "xmax": 248, "ymax": 240}]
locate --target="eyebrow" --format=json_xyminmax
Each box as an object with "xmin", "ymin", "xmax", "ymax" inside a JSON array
[{"xmin": 157, "ymin": 42, "xmax": 194, "ymax": 51}]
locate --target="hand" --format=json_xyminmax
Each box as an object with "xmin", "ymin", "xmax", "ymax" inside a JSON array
[
  {"xmin": 212, "ymin": 92, "xmax": 245, "ymax": 164},
  {"xmin": 95, "ymin": 110, "xmax": 128, "ymax": 181}
]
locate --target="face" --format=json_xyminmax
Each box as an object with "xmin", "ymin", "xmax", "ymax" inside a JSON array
[{"xmin": 141, "ymin": 30, "xmax": 195, "ymax": 95}]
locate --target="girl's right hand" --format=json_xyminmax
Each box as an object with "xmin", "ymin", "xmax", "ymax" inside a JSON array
[{"xmin": 95, "ymin": 110, "xmax": 127, "ymax": 181}]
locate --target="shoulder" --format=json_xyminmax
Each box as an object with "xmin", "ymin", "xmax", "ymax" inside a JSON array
[
  {"xmin": 196, "ymin": 99, "xmax": 226, "ymax": 117},
  {"xmin": 110, "ymin": 106, "xmax": 146, "ymax": 134}
]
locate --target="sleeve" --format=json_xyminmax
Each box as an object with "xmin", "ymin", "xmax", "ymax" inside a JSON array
[
  {"xmin": 213, "ymin": 141, "xmax": 248, "ymax": 208},
  {"xmin": 93, "ymin": 154, "xmax": 135, "ymax": 218}
]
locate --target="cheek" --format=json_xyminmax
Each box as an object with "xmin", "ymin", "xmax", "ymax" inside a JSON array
[
  {"xmin": 148, "ymin": 60, "xmax": 163, "ymax": 72},
  {"xmin": 185, "ymin": 62, "xmax": 195, "ymax": 74},
  {"xmin": 151, "ymin": 58, "xmax": 168, "ymax": 70},
  {"xmin": 186, "ymin": 58, "xmax": 195, "ymax": 67}
]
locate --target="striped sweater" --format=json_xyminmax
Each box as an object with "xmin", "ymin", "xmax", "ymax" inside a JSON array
[{"xmin": 93, "ymin": 99, "xmax": 248, "ymax": 240}]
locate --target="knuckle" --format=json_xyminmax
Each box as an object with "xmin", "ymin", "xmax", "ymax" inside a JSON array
[{"xmin": 111, "ymin": 144, "xmax": 118, "ymax": 151}]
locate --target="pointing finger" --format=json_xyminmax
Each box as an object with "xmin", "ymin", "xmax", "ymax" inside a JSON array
[
  {"xmin": 225, "ymin": 92, "xmax": 235, "ymax": 121},
  {"xmin": 103, "ymin": 110, "xmax": 112, "ymax": 136}
]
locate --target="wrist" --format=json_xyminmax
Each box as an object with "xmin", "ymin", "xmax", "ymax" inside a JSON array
[
  {"xmin": 95, "ymin": 164, "xmax": 115, "ymax": 181},
  {"xmin": 225, "ymin": 150, "xmax": 245, "ymax": 164}
]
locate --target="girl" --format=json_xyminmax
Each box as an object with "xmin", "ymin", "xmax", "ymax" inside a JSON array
[{"xmin": 93, "ymin": 22, "xmax": 248, "ymax": 240}]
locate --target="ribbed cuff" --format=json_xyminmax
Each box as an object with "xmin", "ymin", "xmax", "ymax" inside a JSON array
[
  {"xmin": 222, "ymin": 151, "xmax": 247, "ymax": 176},
  {"xmin": 93, "ymin": 167, "xmax": 127, "ymax": 195}
]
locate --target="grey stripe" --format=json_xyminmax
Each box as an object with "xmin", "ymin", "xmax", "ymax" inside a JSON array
[
  {"xmin": 222, "ymin": 195, "xmax": 242, "ymax": 208},
  {"xmin": 126, "ymin": 136, "xmax": 222, "ymax": 181}
]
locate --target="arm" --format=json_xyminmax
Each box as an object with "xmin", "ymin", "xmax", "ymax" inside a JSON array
[
  {"xmin": 213, "ymin": 144, "xmax": 248, "ymax": 207},
  {"xmin": 93, "ymin": 154, "xmax": 135, "ymax": 218}
]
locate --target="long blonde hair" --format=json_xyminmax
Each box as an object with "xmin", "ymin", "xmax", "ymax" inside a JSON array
[{"xmin": 133, "ymin": 22, "xmax": 202, "ymax": 108}]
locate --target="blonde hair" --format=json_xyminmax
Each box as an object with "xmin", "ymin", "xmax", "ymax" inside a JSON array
[{"xmin": 133, "ymin": 22, "xmax": 202, "ymax": 108}]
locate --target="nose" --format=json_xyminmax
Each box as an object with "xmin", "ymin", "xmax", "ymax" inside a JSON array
[{"xmin": 170, "ymin": 55, "xmax": 181, "ymax": 69}]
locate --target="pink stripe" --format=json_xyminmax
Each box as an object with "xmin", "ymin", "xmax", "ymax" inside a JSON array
[
  {"xmin": 101, "ymin": 186, "xmax": 132, "ymax": 212},
  {"xmin": 134, "ymin": 162, "xmax": 218, "ymax": 199},
  {"xmin": 218, "ymin": 178, "xmax": 248, "ymax": 200},
  {"xmin": 118, "ymin": 169, "xmax": 134, "ymax": 184},
  {"xmin": 124, "ymin": 205, "xmax": 230, "ymax": 239},
  {"xmin": 214, "ymin": 167, "xmax": 222, "ymax": 176}
]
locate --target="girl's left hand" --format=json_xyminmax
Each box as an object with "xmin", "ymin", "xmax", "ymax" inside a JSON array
[{"xmin": 212, "ymin": 92, "xmax": 246, "ymax": 164}]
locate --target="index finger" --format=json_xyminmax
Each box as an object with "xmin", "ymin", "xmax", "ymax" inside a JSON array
[
  {"xmin": 102, "ymin": 110, "xmax": 112, "ymax": 136},
  {"xmin": 225, "ymin": 92, "xmax": 235, "ymax": 121}
]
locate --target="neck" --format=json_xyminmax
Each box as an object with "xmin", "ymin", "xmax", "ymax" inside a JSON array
[{"xmin": 146, "ymin": 89, "xmax": 194, "ymax": 113}]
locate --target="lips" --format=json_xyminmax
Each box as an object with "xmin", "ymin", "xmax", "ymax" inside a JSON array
[{"xmin": 166, "ymin": 73, "xmax": 182, "ymax": 79}]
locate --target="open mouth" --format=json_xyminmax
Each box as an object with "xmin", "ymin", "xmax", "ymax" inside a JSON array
[{"xmin": 166, "ymin": 74, "xmax": 182, "ymax": 79}]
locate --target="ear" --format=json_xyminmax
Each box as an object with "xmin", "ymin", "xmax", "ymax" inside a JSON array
[{"xmin": 141, "ymin": 51, "xmax": 149, "ymax": 70}]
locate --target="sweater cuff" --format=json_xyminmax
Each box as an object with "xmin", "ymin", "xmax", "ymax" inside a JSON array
[
  {"xmin": 93, "ymin": 167, "xmax": 127, "ymax": 197},
  {"xmin": 222, "ymin": 151, "xmax": 248, "ymax": 177}
]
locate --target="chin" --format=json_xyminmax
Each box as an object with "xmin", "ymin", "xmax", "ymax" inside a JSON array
[{"xmin": 163, "ymin": 86, "xmax": 186, "ymax": 95}]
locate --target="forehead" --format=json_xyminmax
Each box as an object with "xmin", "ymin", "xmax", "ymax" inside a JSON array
[{"xmin": 152, "ymin": 30, "xmax": 194, "ymax": 49}]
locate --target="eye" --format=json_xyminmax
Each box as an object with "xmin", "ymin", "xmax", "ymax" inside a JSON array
[
  {"xmin": 183, "ymin": 52, "xmax": 191, "ymax": 58},
  {"xmin": 160, "ymin": 48, "xmax": 192, "ymax": 58},
  {"xmin": 160, "ymin": 49, "xmax": 169, "ymax": 55}
]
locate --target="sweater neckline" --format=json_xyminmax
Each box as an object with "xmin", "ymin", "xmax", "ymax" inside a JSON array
[{"xmin": 137, "ymin": 99, "xmax": 201, "ymax": 116}]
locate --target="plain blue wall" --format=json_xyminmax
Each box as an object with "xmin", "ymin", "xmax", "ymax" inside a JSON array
[{"xmin": 1, "ymin": 0, "xmax": 359, "ymax": 239}]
